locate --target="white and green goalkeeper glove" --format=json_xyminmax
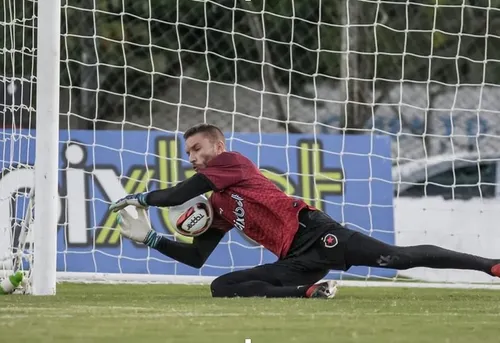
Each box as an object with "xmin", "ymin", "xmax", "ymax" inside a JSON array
[
  {"xmin": 117, "ymin": 208, "xmax": 160, "ymax": 248},
  {"xmin": 109, "ymin": 193, "xmax": 148, "ymax": 212}
]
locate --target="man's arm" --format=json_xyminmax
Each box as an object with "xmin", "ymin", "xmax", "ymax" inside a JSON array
[
  {"xmin": 109, "ymin": 173, "xmax": 215, "ymax": 212},
  {"xmin": 109, "ymin": 152, "xmax": 247, "ymax": 213},
  {"xmin": 145, "ymin": 227, "xmax": 225, "ymax": 269},
  {"xmin": 145, "ymin": 173, "xmax": 215, "ymax": 207}
]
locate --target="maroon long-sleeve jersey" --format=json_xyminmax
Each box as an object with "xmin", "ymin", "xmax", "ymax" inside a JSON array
[{"xmin": 199, "ymin": 151, "xmax": 313, "ymax": 258}]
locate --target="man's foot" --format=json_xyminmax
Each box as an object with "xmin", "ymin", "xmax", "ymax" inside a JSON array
[
  {"xmin": 491, "ymin": 263, "xmax": 500, "ymax": 277},
  {"xmin": 305, "ymin": 280, "xmax": 338, "ymax": 299}
]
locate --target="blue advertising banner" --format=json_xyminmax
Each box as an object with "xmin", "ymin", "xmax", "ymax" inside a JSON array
[{"xmin": 0, "ymin": 131, "xmax": 395, "ymax": 279}]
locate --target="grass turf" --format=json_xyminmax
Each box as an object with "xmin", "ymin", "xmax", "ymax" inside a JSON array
[{"xmin": 0, "ymin": 283, "xmax": 498, "ymax": 343}]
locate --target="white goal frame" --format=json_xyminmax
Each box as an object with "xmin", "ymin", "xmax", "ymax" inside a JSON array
[{"xmin": 31, "ymin": 0, "xmax": 61, "ymax": 295}]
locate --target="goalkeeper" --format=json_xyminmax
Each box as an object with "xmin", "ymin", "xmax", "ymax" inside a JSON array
[{"xmin": 110, "ymin": 123, "xmax": 500, "ymax": 298}]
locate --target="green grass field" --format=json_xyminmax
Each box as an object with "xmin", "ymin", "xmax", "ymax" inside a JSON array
[{"xmin": 0, "ymin": 283, "xmax": 498, "ymax": 343}]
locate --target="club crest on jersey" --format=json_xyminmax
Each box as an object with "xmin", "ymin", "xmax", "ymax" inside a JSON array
[
  {"xmin": 231, "ymin": 193, "xmax": 245, "ymax": 231},
  {"xmin": 322, "ymin": 233, "xmax": 338, "ymax": 248}
]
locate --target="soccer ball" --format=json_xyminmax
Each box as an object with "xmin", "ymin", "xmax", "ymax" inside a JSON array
[{"xmin": 168, "ymin": 195, "xmax": 213, "ymax": 237}]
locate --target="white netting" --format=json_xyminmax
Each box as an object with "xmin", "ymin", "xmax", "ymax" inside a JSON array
[
  {"xmin": 2, "ymin": 0, "xmax": 500, "ymax": 289},
  {"xmin": 1, "ymin": 0, "xmax": 37, "ymax": 290}
]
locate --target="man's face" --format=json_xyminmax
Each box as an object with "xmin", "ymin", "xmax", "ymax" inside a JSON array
[{"xmin": 185, "ymin": 133, "xmax": 224, "ymax": 172}]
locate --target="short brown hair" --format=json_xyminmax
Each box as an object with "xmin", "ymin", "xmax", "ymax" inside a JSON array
[{"xmin": 183, "ymin": 123, "xmax": 225, "ymax": 141}]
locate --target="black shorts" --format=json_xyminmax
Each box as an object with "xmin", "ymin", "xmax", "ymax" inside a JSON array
[
  {"xmin": 283, "ymin": 208, "xmax": 356, "ymax": 271},
  {"xmin": 214, "ymin": 209, "xmax": 356, "ymax": 287}
]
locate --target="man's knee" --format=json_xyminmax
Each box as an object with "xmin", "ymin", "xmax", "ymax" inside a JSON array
[{"xmin": 210, "ymin": 274, "xmax": 233, "ymax": 297}]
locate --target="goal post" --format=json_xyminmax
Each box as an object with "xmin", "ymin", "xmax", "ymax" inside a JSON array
[
  {"xmin": 3, "ymin": 0, "xmax": 500, "ymax": 293},
  {"xmin": 0, "ymin": 0, "xmax": 61, "ymax": 295},
  {"xmin": 32, "ymin": 0, "xmax": 61, "ymax": 295}
]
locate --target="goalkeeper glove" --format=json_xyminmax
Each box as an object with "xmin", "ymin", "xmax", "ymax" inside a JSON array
[
  {"xmin": 109, "ymin": 193, "xmax": 148, "ymax": 212},
  {"xmin": 117, "ymin": 208, "xmax": 160, "ymax": 248}
]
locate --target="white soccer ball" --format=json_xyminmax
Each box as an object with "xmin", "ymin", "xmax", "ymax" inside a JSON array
[{"xmin": 168, "ymin": 195, "xmax": 213, "ymax": 237}]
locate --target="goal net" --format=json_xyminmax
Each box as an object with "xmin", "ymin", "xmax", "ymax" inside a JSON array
[{"xmin": 2, "ymin": 0, "xmax": 500, "ymax": 293}]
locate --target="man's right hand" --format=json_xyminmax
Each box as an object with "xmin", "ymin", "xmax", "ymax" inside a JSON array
[{"xmin": 109, "ymin": 193, "xmax": 148, "ymax": 213}]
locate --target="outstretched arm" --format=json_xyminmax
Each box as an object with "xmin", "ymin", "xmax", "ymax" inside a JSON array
[
  {"xmin": 109, "ymin": 152, "xmax": 247, "ymax": 213},
  {"xmin": 145, "ymin": 173, "xmax": 215, "ymax": 207},
  {"xmin": 109, "ymin": 173, "xmax": 215, "ymax": 212},
  {"xmin": 117, "ymin": 208, "xmax": 225, "ymax": 269}
]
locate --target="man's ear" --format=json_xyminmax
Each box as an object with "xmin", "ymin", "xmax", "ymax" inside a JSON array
[{"xmin": 215, "ymin": 139, "xmax": 226, "ymax": 153}]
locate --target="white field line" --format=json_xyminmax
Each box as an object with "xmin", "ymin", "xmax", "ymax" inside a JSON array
[{"xmin": 0, "ymin": 308, "xmax": 498, "ymax": 320}]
